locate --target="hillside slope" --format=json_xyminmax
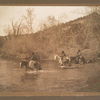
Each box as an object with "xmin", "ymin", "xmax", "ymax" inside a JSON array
[{"xmin": 1, "ymin": 12, "xmax": 100, "ymax": 60}]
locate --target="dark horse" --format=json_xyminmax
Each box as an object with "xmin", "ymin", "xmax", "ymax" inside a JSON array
[
  {"xmin": 70, "ymin": 55, "xmax": 87, "ymax": 65},
  {"xmin": 80, "ymin": 56, "xmax": 87, "ymax": 64},
  {"xmin": 20, "ymin": 60, "xmax": 42, "ymax": 71},
  {"xmin": 20, "ymin": 60, "xmax": 29, "ymax": 70}
]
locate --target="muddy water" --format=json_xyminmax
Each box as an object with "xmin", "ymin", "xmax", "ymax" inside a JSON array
[{"xmin": 0, "ymin": 58, "xmax": 99, "ymax": 92}]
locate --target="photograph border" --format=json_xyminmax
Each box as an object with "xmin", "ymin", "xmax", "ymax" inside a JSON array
[{"xmin": 0, "ymin": 0, "xmax": 100, "ymax": 98}]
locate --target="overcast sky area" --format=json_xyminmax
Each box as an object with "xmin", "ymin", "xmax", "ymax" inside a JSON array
[{"xmin": 0, "ymin": 6, "xmax": 89, "ymax": 36}]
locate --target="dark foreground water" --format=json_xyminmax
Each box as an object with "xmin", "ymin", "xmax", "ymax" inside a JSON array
[{"xmin": 0, "ymin": 58, "xmax": 100, "ymax": 92}]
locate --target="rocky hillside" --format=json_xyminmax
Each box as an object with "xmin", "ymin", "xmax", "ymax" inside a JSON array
[{"xmin": 1, "ymin": 12, "xmax": 100, "ymax": 60}]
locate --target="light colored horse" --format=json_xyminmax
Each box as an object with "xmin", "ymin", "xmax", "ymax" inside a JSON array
[
  {"xmin": 54, "ymin": 55, "xmax": 63, "ymax": 65},
  {"xmin": 29, "ymin": 60, "xmax": 42, "ymax": 70},
  {"xmin": 54, "ymin": 55, "xmax": 70, "ymax": 67},
  {"xmin": 29, "ymin": 60, "xmax": 37, "ymax": 70}
]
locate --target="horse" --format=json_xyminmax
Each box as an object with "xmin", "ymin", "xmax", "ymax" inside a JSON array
[
  {"xmin": 70, "ymin": 55, "xmax": 87, "ymax": 65},
  {"xmin": 20, "ymin": 60, "xmax": 42, "ymax": 71},
  {"xmin": 54, "ymin": 55, "xmax": 62, "ymax": 65},
  {"xmin": 29, "ymin": 60, "xmax": 42, "ymax": 70},
  {"xmin": 19, "ymin": 60, "xmax": 29, "ymax": 71},
  {"xmin": 54, "ymin": 55, "xmax": 70, "ymax": 66},
  {"xmin": 80, "ymin": 56, "xmax": 87, "ymax": 64}
]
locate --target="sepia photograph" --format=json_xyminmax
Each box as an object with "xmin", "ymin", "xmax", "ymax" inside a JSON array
[{"xmin": 0, "ymin": 6, "xmax": 100, "ymax": 96}]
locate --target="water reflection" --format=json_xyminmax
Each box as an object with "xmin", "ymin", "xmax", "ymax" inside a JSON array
[{"xmin": 21, "ymin": 73, "xmax": 39, "ymax": 82}]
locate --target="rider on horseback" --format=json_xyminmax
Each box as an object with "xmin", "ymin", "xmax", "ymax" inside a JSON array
[
  {"xmin": 76, "ymin": 50, "xmax": 81, "ymax": 62},
  {"xmin": 77, "ymin": 50, "xmax": 81, "ymax": 56},
  {"xmin": 76, "ymin": 50, "xmax": 87, "ymax": 64},
  {"xmin": 30, "ymin": 52, "xmax": 36, "ymax": 60},
  {"xmin": 60, "ymin": 51, "xmax": 67, "ymax": 66}
]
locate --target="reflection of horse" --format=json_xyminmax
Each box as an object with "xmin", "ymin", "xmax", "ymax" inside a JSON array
[
  {"xmin": 21, "ymin": 73, "xmax": 38, "ymax": 82},
  {"xmin": 54, "ymin": 55, "xmax": 70, "ymax": 66},
  {"xmin": 20, "ymin": 60, "xmax": 42, "ymax": 71}
]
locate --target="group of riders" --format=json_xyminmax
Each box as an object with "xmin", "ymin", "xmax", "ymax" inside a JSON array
[
  {"xmin": 20, "ymin": 50, "xmax": 100, "ymax": 70},
  {"xmin": 60, "ymin": 49, "xmax": 100, "ymax": 66},
  {"xmin": 60, "ymin": 50, "xmax": 86, "ymax": 66},
  {"xmin": 25, "ymin": 50, "xmax": 84, "ymax": 69}
]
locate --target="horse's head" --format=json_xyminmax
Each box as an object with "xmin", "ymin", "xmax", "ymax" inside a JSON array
[
  {"xmin": 37, "ymin": 65, "xmax": 42, "ymax": 70},
  {"xmin": 54, "ymin": 55, "xmax": 62, "ymax": 65},
  {"xmin": 54, "ymin": 55, "xmax": 57, "ymax": 60},
  {"xmin": 34, "ymin": 62, "xmax": 42, "ymax": 70}
]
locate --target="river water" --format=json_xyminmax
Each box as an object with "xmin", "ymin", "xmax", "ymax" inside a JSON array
[{"xmin": 0, "ymin": 58, "xmax": 99, "ymax": 92}]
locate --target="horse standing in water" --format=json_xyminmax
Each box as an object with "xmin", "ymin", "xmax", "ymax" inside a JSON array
[
  {"xmin": 69, "ymin": 55, "xmax": 87, "ymax": 65},
  {"xmin": 54, "ymin": 54, "xmax": 87, "ymax": 68},
  {"xmin": 54, "ymin": 55, "xmax": 70, "ymax": 68},
  {"xmin": 54, "ymin": 55, "xmax": 62, "ymax": 65},
  {"xmin": 20, "ymin": 60, "xmax": 42, "ymax": 71},
  {"xmin": 28, "ymin": 60, "xmax": 42, "ymax": 71}
]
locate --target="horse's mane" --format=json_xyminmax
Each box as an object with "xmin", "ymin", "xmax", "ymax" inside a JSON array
[{"xmin": 54, "ymin": 55, "xmax": 59, "ymax": 59}]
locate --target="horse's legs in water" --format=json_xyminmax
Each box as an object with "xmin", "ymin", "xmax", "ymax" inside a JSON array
[
  {"xmin": 25, "ymin": 62, "xmax": 30, "ymax": 71},
  {"xmin": 63, "ymin": 61, "xmax": 66, "ymax": 66},
  {"xmin": 63, "ymin": 60, "xmax": 69, "ymax": 66},
  {"xmin": 68, "ymin": 60, "xmax": 71, "ymax": 66},
  {"xmin": 80, "ymin": 56, "xmax": 87, "ymax": 64},
  {"xmin": 25, "ymin": 66, "xmax": 28, "ymax": 71},
  {"xmin": 66, "ymin": 59, "xmax": 70, "ymax": 67},
  {"xmin": 68, "ymin": 58, "xmax": 73, "ymax": 66},
  {"xmin": 69, "ymin": 57, "xmax": 74, "ymax": 66}
]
